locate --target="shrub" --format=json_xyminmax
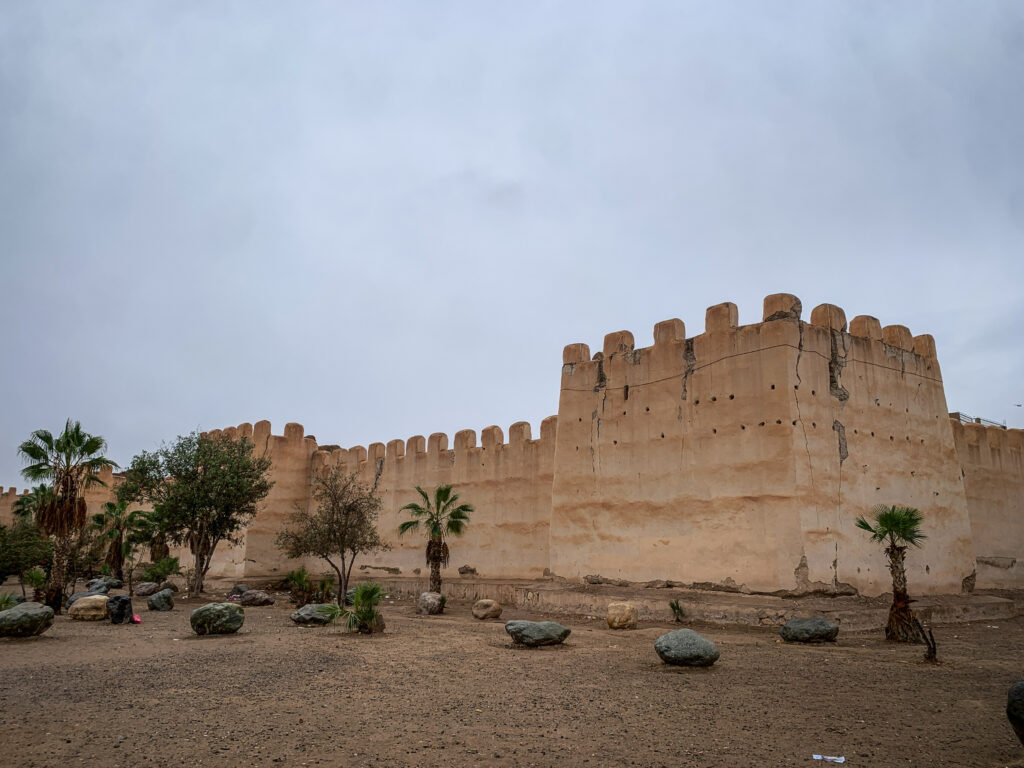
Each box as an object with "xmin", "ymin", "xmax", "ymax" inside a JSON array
[
  {"xmin": 141, "ymin": 556, "xmax": 180, "ymax": 584},
  {"xmin": 669, "ymin": 600, "xmax": 684, "ymax": 623},
  {"xmin": 316, "ymin": 582, "xmax": 384, "ymax": 634},
  {"xmin": 0, "ymin": 593, "xmax": 19, "ymax": 610}
]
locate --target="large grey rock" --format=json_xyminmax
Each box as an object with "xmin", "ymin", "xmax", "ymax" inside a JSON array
[
  {"xmin": 654, "ymin": 629, "xmax": 719, "ymax": 667},
  {"xmin": 505, "ymin": 620, "xmax": 571, "ymax": 647},
  {"xmin": 780, "ymin": 617, "xmax": 839, "ymax": 643},
  {"xmin": 0, "ymin": 602, "xmax": 54, "ymax": 637},
  {"xmin": 69, "ymin": 594, "xmax": 110, "ymax": 621},
  {"xmin": 472, "ymin": 599, "xmax": 502, "ymax": 620},
  {"xmin": 135, "ymin": 582, "xmax": 160, "ymax": 597},
  {"xmin": 159, "ymin": 580, "xmax": 179, "ymax": 593},
  {"xmin": 1008, "ymin": 680, "xmax": 1024, "ymax": 746},
  {"xmin": 67, "ymin": 586, "xmax": 109, "ymax": 607},
  {"xmin": 108, "ymin": 595, "xmax": 133, "ymax": 624},
  {"xmin": 239, "ymin": 589, "xmax": 275, "ymax": 606},
  {"xmin": 228, "ymin": 584, "xmax": 250, "ymax": 598},
  {"xmin": 191, "ymin": 603, "xmax": 245, "ymax": 635},
  {"xmin": 87, "ymin": 576, "xmax": 122, "ymax": 591},
  {"xmin": 290, "ymin": 603, "xmax": 334, "ymax": 626},
  {"xmin": 147, "ymin": 588, "xmax": 174, "ymax": 611},
  {"xmin": 416, "ymin": 592, "xmax": 443, "ymax": 615}
]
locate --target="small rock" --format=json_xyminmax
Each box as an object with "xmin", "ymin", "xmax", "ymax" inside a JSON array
[
  {"xmin": 505, "ymin": 620, "xmax": 571, "ymax": 647},
  {"xmin": 416, "ymin": 592, "xmax": 444, "ymax": 615},
  {"xmin": 239, "ymin": 589, "xmax": 275, "ymax": 606},
  {"xmin": 158, "ymin": 581, "xmax": 179, "ymax": 593},
  {"xmin": 290, "ymin": 603, "xmax": 334, "ymax": 626},
  {"xmin": 606, "ymin": 602, "xmax": 638, "ymax": 629},
  {"xmin": 654, "ymin": 629, "xmax": 719, "ymax": 667},
  {"xmin": 472, "ymin": 599, "xmax": 502, "ymax": 620},
  {"xmin": 1008, "ymin": 680, "xmax": 1024, "ymax": 746},
  {"xmin": 147, "ymin": 589, "xmax": 174, "ymax": 612},
  {"xmin": 191, "ymin": 603, "xmax": 245, "ymax": 635},
  {"xmin": 458, "ymin": 565, "xmax": 477, "ymax": 576},
  {"xmin": 134, "ymin": 582, "xmax": 160, "ymax": 597},
  {"xmin": 0, "ymin": 601, "xmax": 54, "ymax": 637},
  {"xmin": 779, "ymin": 617, "xmax": 839, "ymax": 643},
  {"xmin": 344, "ymin": 588, "xmax": 355, "ymax": 606},
  {"xmin": 644, "ymin": 580, "xmax": 670, "ymax": 589},
  {"xmin": 583, "ymin": 574, "xmax": 603, "ymax": 585},
  {"xmin": 69, "ymin": 595, "xmax": 110, "ymax": 621},
  {"xmin": 228, "ymin": 584, "xmax": 250, "ymax": 598},
  {"xmin": 108, "ymin": 595, "xmax": 133, "ymax": 624}
]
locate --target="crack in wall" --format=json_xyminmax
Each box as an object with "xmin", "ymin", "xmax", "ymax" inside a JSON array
[
  {"xmin": 794, "ymin": 322, "xmax": 814, "ymax": 489},
  {"xmin": 832, "ymin": 420, "xmax": 848, "ymax": 463},
  {"xmin": 828, "ymin": 329, "xmax": 850, "ymax": 402},
  {"xmin": 680, "ymin": 338, "xmax": 696, "ymax": 401}
]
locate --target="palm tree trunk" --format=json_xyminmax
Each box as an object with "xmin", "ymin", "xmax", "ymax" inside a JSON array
[
  {"xmin": 429, "ymin": 558, "xmax": 442, "ymax": 593},
  {"xmin": 46, "ymin": 535, "xmax": 71, "ymax": 613},
  {"xmin": 885, "ymin": 545, "xmax": 921, "ymax": 643}
]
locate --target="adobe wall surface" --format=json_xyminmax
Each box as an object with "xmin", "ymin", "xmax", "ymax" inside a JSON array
[
  {"xmin": 1, "ymin": 292, "xmax": 1019, "ymax": 596},
  {"xmin": 953, "ymin": 420, "xmax": 1024, "ymax": 589},
  {"xmin": 550, "ymin": 294, "xmax": 976, "ymax": 596},
  {"xmin": 210, "ymin": 415, "xmax": 557, "ymax": 582}
]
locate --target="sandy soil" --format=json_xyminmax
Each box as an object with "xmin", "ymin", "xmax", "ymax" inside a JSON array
[{"xmin": 1, "ymin": 592, "xmax": 1022, "ymax": 768}]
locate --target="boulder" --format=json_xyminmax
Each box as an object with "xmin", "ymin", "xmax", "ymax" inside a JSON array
[
  {"xmin": 472, "ymin": 599, "xmax": 502, "ymax": 620},
  {"xmin": 654, "ymin": 629, "xmax": 719, "ymax": 667},
  {"xmin": 228, "ymin": 584, "xmax": 250, "ymax": 598},
  {"xmin": 344, "ymin": 588, "xmax": 355, "ymax": 606},
  {"xmin": 147, "ymin": 588, "xmax": 174, "ymax": 612},
  {"xmin": 505, "ymin": 620, "xmax": 571, "ymax": 647},
  {"xmin": 87, "ymin": 576, "xmax": 122, "ymax": 591},
  {"xmin": 606, "ymin": 602, "xmax": 638, "ymax": 630},
  {"xmin": 239, "ymin": 590, "xmax": 275, "ymax": 606},
  {"xmin": 135, "ymin": 582, "xmax": 160, "ymax": 597},
  {"xmin": 67, "ymin": 587, "xmax": 109, "ymax": 607},
  {"xmin": 191, "ymin": 603, "xmax": 245, "ymax": 635},
  {"xmin": 0, "ymin": 602, "xmax": 54, "ymax": 637},
  {"xmin": 159, "ymin": 581, "xmax": 179, "ymax": 593},
  {"xmin": 416, "ymin": 592, "xmax": 444, "ymax": 615},
  {"xmin": 1008, "ymin": 680, "xmax": 1024, "ymax": 746},
  {"xmin": 108, "ymin": 595, "xmax": 133, "ymax": 624},
  {"xmin": 290, "ymin": 603, "xmax": 334, "ymax": 626},
  {"xmin": 69, "ymin": 594, "xmax": 110, "ymax": 621},
  {"xmin": 779, "ymin": 617, "xmax": 839, "ymax": 643}
]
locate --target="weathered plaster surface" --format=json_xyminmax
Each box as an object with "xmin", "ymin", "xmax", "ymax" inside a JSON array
[{"xmin": 0, "ymin": 294, "xmax": 1018, "ymax": 595}]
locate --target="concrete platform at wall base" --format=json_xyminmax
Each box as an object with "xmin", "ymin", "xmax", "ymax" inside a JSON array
[{"xmin": 346, "ymin": 577, "xmax": 1021, "ymax": 633}]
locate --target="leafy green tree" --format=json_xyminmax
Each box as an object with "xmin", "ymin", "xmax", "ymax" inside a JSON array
[
  {"xmin": 17, "ymin": 420, "xmax": 117, "ymax": 611},
  {"xmin": 11, "ymin": 484, "xmax": 56, "ymax": 521},
  {"xmin": 119, "ymin": 431, "xmax": 273, "ymax": 594},
  {"xmin": 0, "ymin": 519, "xmax": 52, "ymax": 598},
  {"xmin": 855, "ymin": 504, "xmax": 927, "ymax": 643},
  {"xmin": 276, "ymin": 467, "xmax": 388, "ymax": 600},
  {"xmin": 91, "ymin": 499, "xmax": 156, "ymax": 585},
  {"xmin": 398, "ymin": 485, "xmax": 473, "ymax": 594}
]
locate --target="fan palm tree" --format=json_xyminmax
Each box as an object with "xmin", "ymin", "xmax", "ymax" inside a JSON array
[
  {"xmin": 18, "ymin": 419, "xmax": 118, "ymax": 611},
  {"xmin": 11, "ymin": 484, "xmax": 56, "ymax": 521},
  {"xmin": 855, "ymin": 504, "xmax": 926, "ymax": 643},
  {"xmin": 91, "ymin": 500, "xmax": 154, "ymax": 582},
  {"xmin": 398, "ymin": 485, "xmax": 473, "ymax": 593}
]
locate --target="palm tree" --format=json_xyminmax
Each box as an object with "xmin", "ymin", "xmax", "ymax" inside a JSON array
[
  {"xmin": 11, "ymin": 484, "xmax": 56, "ymax": 521},
  {"xmin": 397, "ymin": 485, "xmax": 473, "ymax": 593},
  {"xmin": 91, "ymin": 500, "xmax": 154, "ymax": 582},
  {"xmin": 18, "ymin": 419, "xmax": 118, "ymax": 611},
  {"xmin": 855, "ymin": 504, "xmax": 926, "ymax": 643}
]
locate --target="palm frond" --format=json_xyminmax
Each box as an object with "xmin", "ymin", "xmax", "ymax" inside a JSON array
[{"xmin": 398, "ymin": 519, "xmax": 420, "ymax": 536}]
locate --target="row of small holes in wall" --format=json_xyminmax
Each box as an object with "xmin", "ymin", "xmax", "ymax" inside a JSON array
[
  {"xmin": 851, "ymin": 428, "xmax": 926, "ymax": 445},
  {"xmin": 694, "ymin": 386, "xmax": 811, "ymax": 406}
]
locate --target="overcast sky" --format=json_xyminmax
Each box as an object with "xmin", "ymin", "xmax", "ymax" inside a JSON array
[{"xmin": 1, "ymin": 2, "xmax": 1022, "ymax": 484}]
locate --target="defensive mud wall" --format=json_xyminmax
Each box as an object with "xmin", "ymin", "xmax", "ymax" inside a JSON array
[
  {"xmin": 953, "ymin": 420, "xmax": 1024, "ymax": 589},
  {"xmin": 1, "ymin": 294, "xmax": 1020, "ymax": 596}
]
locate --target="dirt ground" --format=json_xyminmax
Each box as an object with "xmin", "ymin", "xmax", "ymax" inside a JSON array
[{"xmin": 1, "ymin": 591, "xmax": 1022, "ymax": 768}]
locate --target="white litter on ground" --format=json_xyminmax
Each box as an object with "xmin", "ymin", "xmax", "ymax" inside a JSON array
[{"xmin": 812, "ymin": 755, "xmax": 845, "ymax": 763}]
